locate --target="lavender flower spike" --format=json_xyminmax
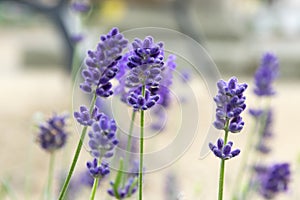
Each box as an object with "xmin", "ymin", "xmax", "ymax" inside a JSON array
[
  {"xmin": 254, "ymin": 52, "xmax": 279, "ymax": 96},
  {"xmin": 74, "ymin": 106, "xmax": 93, "ymax": 126},
  {"xmin": 125, "ymin": 36, "xmax": 165, "ymax": 89},
  {"xmin": 88, "ymin": 113, "xmax": 118, "ymax": 158},
  {"xmin": 37, "ymin": 113, "xmax": 68, "ymax": 153},
  {"xmin": 86, "ymin": 158, "xmax": 110, "ymax": 178},
  {"xmin": 209, "ymin": 138, "xmax": 240, "ymax": 160},
  {"xmin": 256, "ymin": 163, "xmax": 291, "ymax": 199},
  {"xmin": 127, "ymin": 87, "xmax": 160, "ymax": 111},
  {"xmin": 213, "ymin": 77, "xmax": 248, "ymax": 133},
  {"xmin": 80, "ymin": 28, "xmax": 128, "ymax": 97}
]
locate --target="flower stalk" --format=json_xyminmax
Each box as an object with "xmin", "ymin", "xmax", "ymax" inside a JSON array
[
  {"xmin": 45, "ymin": 153, "xmax": 55, "ymax": 200},
  {"xmin": 139, "ymin": 86, "xmax": 145, "ymax": 200},
  {"xmin": 218, "ymin": 120, "xmax": 229, "ymax": 200},
  {"xmin": 58, "ymin": 94, "xmax": 97, "ymax": 200}
]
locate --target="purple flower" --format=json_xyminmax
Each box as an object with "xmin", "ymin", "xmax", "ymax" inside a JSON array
[
  {"xmin": 209, "ymin": 138, "xmax": 240, "ymax": 160},
  {"xmin": 37, "ymin": 114, "xmax": 68, "ymax": 153},
  {"xmin": 80, "ymin": 28, "xmax": 128, "ymax": 97},
  {"xmin": 125, "ymin": 36, "xmax": 165, "ymax": 88},
  {"xmin": 74, "ymin": 105, "xmax": 103, "ymax": 126},
  {"xmin": 213, "ymin": 77, "xmax": 248, "ymax": 133},
  {"xmin": 126, "ymin": 87, "xmax": 160, "ymax": 111},
  {"xmin": 74, "ymin": 106, "xmax": 94, "ymax": 126},
  {"xmin": 71, "ymin": 2, "xmax": 91, "ymax": 13},
  {"xmin": 256, "ymin": 163, "xmax": 291, "ymax": 199},
  {"xmin": 88, "ymin": 113, "xmax": 118, "ymax": 158},
  {"xmin": 254, "ymin": 53, "xmax": 279, "ymax": 96},
  {"xmin": 86, "ymin": 158, "xmax": 110, "ymax": 178},
  {"xmin": 107, "ymin": 177, "xmax": 138, "ymax": 199}
]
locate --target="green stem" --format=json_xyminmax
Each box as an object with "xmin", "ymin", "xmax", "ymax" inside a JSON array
[
  {"xmin": 239, "ymin": 107, "xmax": 271, "ymax": 200},
  {"xmin": 218, "ymin": 120, "xmax": 229, "ymax": 200},
  {"xmin": 89, "ymin": 178, "xmax": 100, "ymax": 200},
  {"xmin": 139, "ymin": 86, "xmax": 145, "ymax": 200},
  {"xmin": 58, "ymin": 94, "xmax": 97, "ymax": 200},
  {"xmin": 231, "ymin": 120, "xmax": 259, "ymax": 200},
  {"xmin": 219, "ymin": 159, "xmax": 225, "ymax": 200},
  {"xmin": 125, "ymin": 111, "xmax": 136, "ymax": 164},
  {"xmin": 123, "ymin": 110, "xmax": 136, "ymax": 186},
  {"xmin": 45, "ymin": 153, "xmax": 55, "ymax": 200}
]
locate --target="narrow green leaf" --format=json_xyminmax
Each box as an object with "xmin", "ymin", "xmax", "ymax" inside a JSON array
[{"xmin": 113, "ymin": 158, "xmax": 124, "ymax": 199}]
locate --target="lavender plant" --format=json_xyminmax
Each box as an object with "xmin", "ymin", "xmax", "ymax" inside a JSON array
[
  {"xmin": 36, "ymin": 113, "xmax": 69, "ymax": 200},
  {"xmin": 86, "ymin": 112, "xmax": 119, "ymax": 199},
  {"xmin": 116, "ymin": 36, "xmax": 167, "ymax": 199},
  {"xmin": 209, "ymin": 77, "xmax": 248, "ymax": 200},
  {"xmin": 232, "ymin": 52, "xmax": 291, "ymax": 200},
  {"xmin": 58, "ymin": 27, "xmax": 128, "ymax": 199},
  {"xmin": 254, "ymin": 163, "xmax": 291, "ymax": 199}
]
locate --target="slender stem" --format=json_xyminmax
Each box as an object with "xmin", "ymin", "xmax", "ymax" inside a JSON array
[
  {"xmin": 125, "ymin": 110, "xmax": 137, "ymax": 165},
  {"xmin": 219, "ymin": 160, "xmax": 225, "ymax": 200},
  {"xmin": 231, "ymin": 120, "xmax": 259, "ymax": 200},
  {"xmin": 218, "ymin": 120, "xmax": 229, "ymax": 200},
  {"xmin": 238, "ymin": 107, "xmax": 271, "ymax": 200},
  {"xmin": 58, "ymin": 94, "xmax": 97, "ymax": 200},
  {"xmin": 139, "ymin": 86, "xmax": 145, "ymax": 200},
  {"xmin": 122, "ymin": 110, "xmax": 137, "ymax": 187},
  {"xmin": 89, "ymin": 178, "xmax": 100, "ymax": 200},
  {"xmin": 45, "ymin": 153, "xmax": 55, "ymax": 200},
  {"xmin": 58, "ymin": 126, "xmax": 87, "ymax": 200}
]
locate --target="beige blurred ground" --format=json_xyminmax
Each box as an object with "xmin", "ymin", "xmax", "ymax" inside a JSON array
[{"xmin": 1, "ymin": 26, "xmax": 300, "ymax": 200}]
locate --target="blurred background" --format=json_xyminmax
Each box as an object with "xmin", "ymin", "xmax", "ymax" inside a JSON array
[{"xmin": 0, "ymin": 0, "xmax": 300, "ymax": 199}]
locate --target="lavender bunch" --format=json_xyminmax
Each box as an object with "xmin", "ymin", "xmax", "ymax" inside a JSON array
[
  {"xmin": 209, "ymin": 77, "xmax": 248, "ymax": 200},
  {"xmin": 58, "ymin": 28, "xmax": 127, "ymax": 200}
]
